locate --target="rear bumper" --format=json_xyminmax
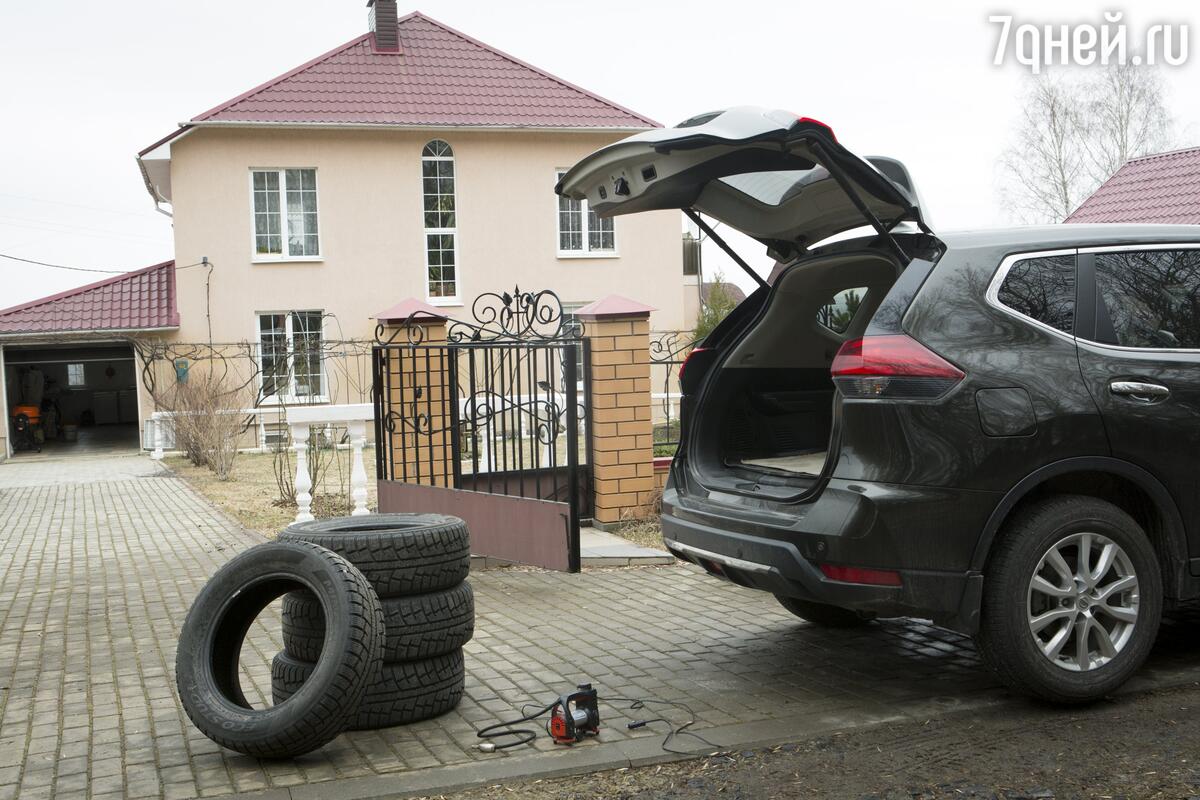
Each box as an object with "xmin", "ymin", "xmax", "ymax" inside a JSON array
[{"xmin": 661, "ymin": 479, "xmax": 995, "ymax": 633}]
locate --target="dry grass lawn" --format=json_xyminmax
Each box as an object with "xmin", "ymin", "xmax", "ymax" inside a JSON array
[
  {"xmin": 166, "ymin": 447, "xmax": 379, "ymax": 539},
  {"xmin": 168, "ymin": 446, "xmax": 665, "ymax": 551}
]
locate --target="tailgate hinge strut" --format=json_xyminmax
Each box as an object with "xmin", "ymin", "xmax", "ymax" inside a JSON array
[
  {"xmin": 808, "ymin": 140, "xmax": 911, "ymax": 263},
  {"xmin": 684, "ymin": 209, "xmax": 769, "ymax": 291}
]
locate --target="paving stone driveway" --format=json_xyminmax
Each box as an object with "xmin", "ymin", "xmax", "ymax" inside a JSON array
[{"xmin": 1, "ymin": 455, "xmax": 1199, "ymax": 800}]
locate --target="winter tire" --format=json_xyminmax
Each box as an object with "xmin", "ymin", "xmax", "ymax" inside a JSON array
[
  {"xmin": 976, "ymin": 495, "xmax": 1162, "ymax": 704},
  {"xmin": 278, "ymin": 514, "xmax": 470, "ymax": 598},
  {"xmin": 282, "ymin": 582, "xmax": 474, "ymax": 663},
  {"xmin": 775, "ymin": 595, "xmax": 874, "ymax": 627},
  {"xmin": 175, "ymin": 541, "xmax": 386, "ymax": 758},
  {"xmin": 272, "ymin": 649, "xmax": 465, "ymax": 731}
]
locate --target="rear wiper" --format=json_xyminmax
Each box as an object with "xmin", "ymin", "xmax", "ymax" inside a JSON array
[{"xmin": 684, "ymin": 208, "xmax": 770, "ymax": 291}]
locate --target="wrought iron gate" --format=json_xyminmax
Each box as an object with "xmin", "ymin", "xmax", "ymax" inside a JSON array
[{"xmin": 372, "ymin": 289, "xmax": 591, "ymax": 572}]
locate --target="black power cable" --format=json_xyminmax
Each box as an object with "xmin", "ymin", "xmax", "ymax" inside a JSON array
[
  {"xmin": 475, "ymin": 700, "xmax": 558, "ymax": 752},
  {"xmin": 608, "ymin": 697, "xmax": 722, "ymax": 755}
]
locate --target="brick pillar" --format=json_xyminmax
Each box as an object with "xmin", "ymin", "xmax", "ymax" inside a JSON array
[
  {"xmin": 576, "ymin": 295, "xmax": 657, "ymax": 527},
  {"xmin": 375, "ymin": 300, "xmax": 453, "ymax": 488}
]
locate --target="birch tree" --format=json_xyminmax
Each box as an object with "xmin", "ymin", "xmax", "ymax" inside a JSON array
[{"xmin": 1000, "ymin": 65, "xmax": 1173, "ymax": 223}]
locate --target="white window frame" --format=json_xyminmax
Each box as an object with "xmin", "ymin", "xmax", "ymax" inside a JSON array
[
  {"xmin": 556, "ymin": 169, "xmax": 618, "ymax": 259},
  {"xmin": 422, "ymin": 142, "xmax": 462, "ymax": 306},
  {"xmin": 255, "ymin": 310, "xmax": 329, "ymax": 404},
  {"xmin": 67, "ymin": 363, "xmax": 86, "ymax": 387},
  {"xmin": 249, "ymin": 168, "xmax": 323, "ymax": 263}
]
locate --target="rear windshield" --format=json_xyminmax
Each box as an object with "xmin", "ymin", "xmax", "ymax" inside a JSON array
[{"xmin": 719, "ymin": 168, "xmax": 829, "ymax": 207}]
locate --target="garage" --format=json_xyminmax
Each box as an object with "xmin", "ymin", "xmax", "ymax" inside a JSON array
[
  {"xmin": 0, "ymin": 260, "xmax": 179, "ymax": 460},
  {"xmin": 3, "ymin": 343, "xmax": 141, "ymax": 456}
]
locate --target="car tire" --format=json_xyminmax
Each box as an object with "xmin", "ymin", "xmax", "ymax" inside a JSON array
[
  {"xmin": 282, "ymin": 582, "xmax": 475, "ymax": 663},
  {"xmin": 278, "ymin": 514, "xmax": 470, "ymax": 598},
  {"xmin": 775, "ymin": 595, "xmax": 874, "ymax": 627},
  {"xmin": 175, "ymin": 541, "xmax": 386, "ymax": 758},
  {"xmin": 272, "ymin": 649, "xmax": 465, "ymax": 731},
  {"xmin": 976, "ymin": 494, "xmax": 1162, "ymax": 704}
]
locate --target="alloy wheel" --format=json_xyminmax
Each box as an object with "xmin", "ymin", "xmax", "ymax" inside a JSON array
[{"xmin": 1027, "ymin": 532, "xmax": 1139, "ymax": 672}]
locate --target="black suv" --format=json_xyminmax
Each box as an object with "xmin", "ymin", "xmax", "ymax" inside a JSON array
[{"xmin": 558, "ymin": 106, "xmax": 1200, "ymax": 702}]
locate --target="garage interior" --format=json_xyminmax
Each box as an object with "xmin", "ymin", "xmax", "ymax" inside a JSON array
[{"xmin": 5, "ymin": 343, "xmax": 140, "ymax": 456}]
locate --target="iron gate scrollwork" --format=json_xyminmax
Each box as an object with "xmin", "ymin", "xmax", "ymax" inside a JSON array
[{"xmin": 372, "ymin": 287, "xmax": 592, "ymax": 572}]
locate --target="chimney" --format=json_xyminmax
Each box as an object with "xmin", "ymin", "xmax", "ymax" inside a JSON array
[{"xmin": 367, "ymin": 0, "xmax": 400, "ymax": 53}]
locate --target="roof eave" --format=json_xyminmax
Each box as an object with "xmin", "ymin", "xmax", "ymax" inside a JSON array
[
  {"xmin": 0, "ymin": 326, "xmax": 180, "ymax": 341},
  {"xmin": 183, "ymin": 119, "xmax": 655, "ymax": 133},
  {"xmin": 136, "ymin": 126, "xmax": 193, "ymax": 205}
]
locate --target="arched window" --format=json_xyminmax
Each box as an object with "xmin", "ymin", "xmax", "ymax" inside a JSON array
[{"xmin": 422, "ymin": 140, "xmax": 458, "ymax": 301}]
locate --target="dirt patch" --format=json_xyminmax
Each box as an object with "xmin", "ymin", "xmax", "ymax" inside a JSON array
[
  {"xmin": 165, "ymin": 449, "xmax": 378, "ymax": 538},
  {"xmin": 420, "ymin": 683, "xmax": 1200, "ymax": 799}
]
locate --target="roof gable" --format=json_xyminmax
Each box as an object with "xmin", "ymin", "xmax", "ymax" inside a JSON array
[
  {"xmin": 0, "ymin": 261, "xmax": 179, "ymax": 335},
  {"xmin": 190, "ymin": 12, "xmax": 657, "ymax": 129},
  {"xmin": 1066, "ymin": 146, "xmax": 1200, "ymax": 224}
]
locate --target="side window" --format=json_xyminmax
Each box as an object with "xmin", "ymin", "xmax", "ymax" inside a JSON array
[
  {"xmin": 1094, "ymin": 249, "xmax": 1200, "ymax": 349},
  {"xmin": 251, "ymin": 168, "xmax": 319, "ymax": 258},
  {"xmin": 422, "ymin": 140, "xmax": 458, "ymax": 301},
  {"xmin": 996, "ymin": 255, "xmax": 1076, "ymax": 334},
  {"xmin": 67, "ymin": 363, "xmax": 86, "ymax": 387},
  {"xmin": 556, "ymin": 170, "xmax": 615, "ymax": 255},
  {"xmin": 817, "ymin": 287, "xmax": 867, "ymax": 334}
]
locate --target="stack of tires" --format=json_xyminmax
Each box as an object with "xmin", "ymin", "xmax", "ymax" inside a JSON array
[{"xmin": 271, "ymin": 513, "xmax": 474, "ymax": 731}]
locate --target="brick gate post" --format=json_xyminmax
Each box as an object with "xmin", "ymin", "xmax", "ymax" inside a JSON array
[
  {"xmin": 374, "ymin": 300, "xmax": 453, "ymax": 488},
  {"xmin": 575, "ymin": 295, "xmax": 657, "ymax": 528}
]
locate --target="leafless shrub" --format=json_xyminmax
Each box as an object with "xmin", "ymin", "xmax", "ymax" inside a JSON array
[{"xmin": 158, "ymin": 368, "xmax": 252, "ymax": 480}]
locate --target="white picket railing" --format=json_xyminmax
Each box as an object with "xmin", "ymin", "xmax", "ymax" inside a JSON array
[{"xmin": 148, "ymin": 403, "xmax": 373, "ymax": 524}]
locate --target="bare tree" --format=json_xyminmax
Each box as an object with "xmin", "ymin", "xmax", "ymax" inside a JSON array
[
  {"xmin": 999, "ymin": 76, "xmax": 1089, "ymax": 224},
  {"xmin": 1000, "ymin": 65, "xmax": 1174, "ymax": 224},
  {"xmin": 1080, "ymin": 63, "xmax": 1173, "ymax": 188}
]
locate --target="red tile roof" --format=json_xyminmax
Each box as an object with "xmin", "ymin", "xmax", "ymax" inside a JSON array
[
  {"xmin": 187, "ymin": 12, "xmax": 657, "ymax": 129},
  {"xmin": 374, "ymin": 297, "xmax": 447, "ymax": 324},
  {"xmin": 0, "ymin": 261, "xmax": 179, "ymax": 335},
  {"xmin": 574, "ymin": 294, "xmax": 656, "ymax": 318},
  {"xmin": 1066, "ymin": 146, "xmax": 1200, "ymax": 224}
]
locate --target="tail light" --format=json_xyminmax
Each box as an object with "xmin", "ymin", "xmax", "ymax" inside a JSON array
[
  {"xmin": 831, "ymin": 335, "xmax": 964, "ymax": 400},
  {"xmin": 819, "ymin": 563, "xmax": 902, "ymax": 587},
  {"xmin": 794, "ymin": 116, "xmax": 838, "ymax": 142},
  {"xmin": 678, "ymin": 347, "xmax": 711, "ymax": 384}
]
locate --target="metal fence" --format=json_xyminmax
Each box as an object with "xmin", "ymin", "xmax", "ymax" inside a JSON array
[
  {"xmin": 372, "ymin": 338, "xmax": 591, "ymax": 514},
  {"xmin": 649, "ymin": 330, "xmax": 699, "ymax": 455}
]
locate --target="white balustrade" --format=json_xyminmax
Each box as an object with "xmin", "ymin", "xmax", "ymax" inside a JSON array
[
  {"xmin": 150, "ymin": 412, "xmax": 166, "ymax": 460},
  {"xmin": 348, "ymin": 419, "xmax": 370, "ymax": 516},
  {"xmin": 285, "ymin": 403, "xmax": 374, "ymax": 524},
  {"xmin": 290, "ymin": 423, "xmax": 314, "ymax": 523},
  {"xmin": 149, "ymin": 403, "xmax": 374, "ymax": 524}
]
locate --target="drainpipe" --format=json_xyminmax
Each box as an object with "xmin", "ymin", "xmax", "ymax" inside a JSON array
[{"xmin": 0, "ymin": 345, "xmax": 10, "ymax": 460}]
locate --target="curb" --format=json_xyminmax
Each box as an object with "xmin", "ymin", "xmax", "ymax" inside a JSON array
[{"xmin": 215, "ymin": 690, "xmax": 1010, "ymax": 800}]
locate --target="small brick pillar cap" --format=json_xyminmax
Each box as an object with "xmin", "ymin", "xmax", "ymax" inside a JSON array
[
  {"xmin": 374, "ymin": 298, "xmax": 447, "ymax": 326},
  {"xmin": 573, "ymin": 294, "xmax": 656, "ymax": 320}
]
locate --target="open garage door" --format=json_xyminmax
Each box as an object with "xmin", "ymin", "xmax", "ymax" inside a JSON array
[{"xmin": 4, "ymin": 343, "xmax": 141, "ymax": 457}]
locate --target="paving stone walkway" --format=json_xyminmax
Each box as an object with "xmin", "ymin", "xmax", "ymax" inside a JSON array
[{"xmin": 1, "ymin": 454, "xmax": 1199, "ymax": 800}]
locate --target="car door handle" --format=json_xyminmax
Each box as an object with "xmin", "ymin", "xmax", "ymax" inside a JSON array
[{"xmin": 1109, "ymin": 381, "xmax": 1170, "ymax": 402}]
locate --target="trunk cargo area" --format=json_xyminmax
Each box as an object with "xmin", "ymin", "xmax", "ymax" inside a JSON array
[{"xmin": 689, "ymin": 250, "xmax": 901, "ymax": 496}]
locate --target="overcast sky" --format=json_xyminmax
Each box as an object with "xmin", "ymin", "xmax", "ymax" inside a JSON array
[{"xmin": 0, "ymin": 0, "xmax": 1197, "ymax": 308}]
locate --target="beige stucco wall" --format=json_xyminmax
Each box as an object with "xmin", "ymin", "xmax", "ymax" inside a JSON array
[{"xmin": 168, "ymin": 127, "xmax": 687, "ymax": 349}]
